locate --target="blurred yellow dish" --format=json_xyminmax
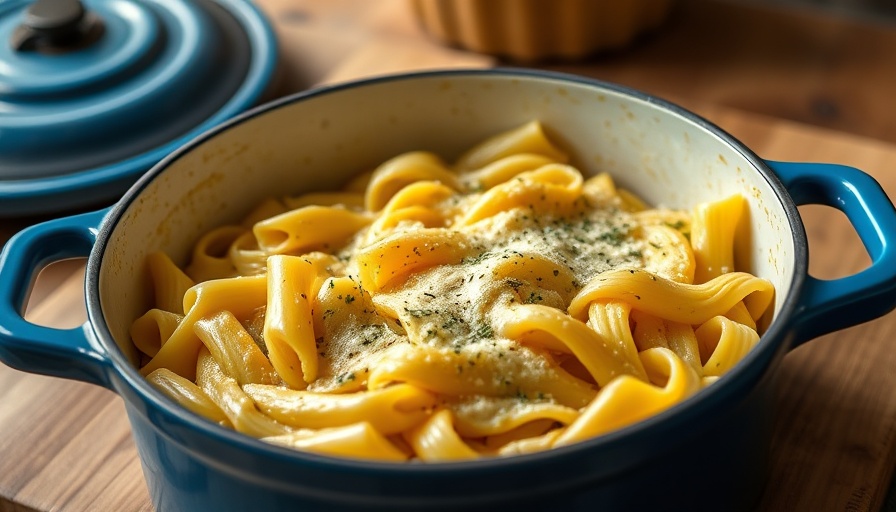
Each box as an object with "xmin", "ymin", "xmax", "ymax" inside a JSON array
[{"xmin": 410, "ymin": 0, "xmax": 675, "ymax": 61}]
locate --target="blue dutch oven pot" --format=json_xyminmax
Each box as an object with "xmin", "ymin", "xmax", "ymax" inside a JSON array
[
  {"xmin": 0, "ymin": 69, "xmax": 895, "ymax": 511},
  {"xmin": 0, "ymin": 0, "xmax": 277, "ymax": 215}
]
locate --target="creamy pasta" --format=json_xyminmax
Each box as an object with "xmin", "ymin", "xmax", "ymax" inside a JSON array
[{"xmin": 133, "ymin": 121, "xmax": 774, "ymax": 461}]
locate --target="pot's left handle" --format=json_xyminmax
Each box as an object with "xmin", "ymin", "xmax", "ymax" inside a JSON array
[
  {"xmin": 0, "ymin": 209, "xmax": 113, "ymax": 388},
  {"xmin": 768, "ymin": 161, "xmax": 896, "ymax": 347}
]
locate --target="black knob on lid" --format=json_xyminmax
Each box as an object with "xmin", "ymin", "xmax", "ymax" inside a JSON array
[{"xmin": 10, "ymin": 0, "xmax": 104, "ymax": 52}]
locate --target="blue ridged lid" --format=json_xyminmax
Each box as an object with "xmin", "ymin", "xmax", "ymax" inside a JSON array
[{"xmin": 0, "ymin": 0, "xmax": 278, "ymax": 215}]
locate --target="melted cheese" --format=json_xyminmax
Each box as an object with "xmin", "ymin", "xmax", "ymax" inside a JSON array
[{"xmin": 315, "ymin": 189, "xmax": 661, "ymax": 415}]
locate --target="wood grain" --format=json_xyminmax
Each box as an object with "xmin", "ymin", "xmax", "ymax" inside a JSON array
[
  {"xmin": 540, "ymin": 0, "xmax": 896, "ymax": 145},
  {"xmin": 3, "ymin": 1, "xmax": 896, "ymax": 511}
]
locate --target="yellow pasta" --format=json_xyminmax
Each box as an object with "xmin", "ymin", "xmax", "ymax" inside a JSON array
[
  {"xmin": 130, "ymin": 309, "xmax": 183, "ymax": 358},
  {"xmin": 263, "ymin": 423, "xmax": 409, "ymax": 461},
  {"xmin": 185, "ymin": 225, "xmax": 246, "ymax": 282},
  {"xmin": 244, "ymin": 383, "xmax": 436, "ymax": 434},
  {"xmin": 554, "ymin": 347, "xmax": 701, "ymax": 446},
  {"xmin": 454, "ymin": 120, "xmax": 569, "ymax": 171},
  {"xmin": 403, "ymin": 409, "xmax": 479, "ymax": 462},
  {"xmin": 691, "ymin": 193, "xmax": 744, "ymax": 283},
  {"xmin": 146, "ymin": 368, "xmax": 232, "ymax": 428},
  {"xmin": 449, "ymin": 397, "xmax": 579, "ymax": 438},
  {"xmin": 139, "ymin": 274, "xmax": 267, "ymax": 379},
  {"xmin": 356, "ymin": 228, "xmax": 472, "ymax": 291},
  {"xmin": 482, "ymin": 418, "xmax": 558, "ymax": 451},
  {"xmin": 497, "ymin": 428, "xmax": 563, "ymax": 457},
  {"xmin": 195, "ymin": 349, "xmax": 293, "ymax": 437},
  {"xmin": 283, "ymin": 191, "xmax": 364, "ymax": 211},
  {"xmin": 133, "ymin": 121, "xmax": 775, "ymax": 463},
  {"xmin": 459, "ymin": 153, "xmax": 558, "ymax": 191},
  {"xmin": 253, "ymin": 206, "xmax": 372, "ymax": 255},
  {"xmin": 147, "ymin": 251, "xmax": 195, "ymax": 314},
  {"xmin": 499, "ymin": 304, "xmax": 637, "ymax": 387},
  {"xmin": 228, "ymin": 231, "xmax": 267, "ymax": 277},
  {"xmin": 263, "ymin": 255, "xmax": 322, "ymax": 388},
  {"xmin": 457, "ymin": 164, "xmax": 584, "ymax": 226},
  {"xmin": 567, "ymin": 269, "xmax": 774, "ymax": 325},
  {"xmin": 696, "ymin": 316, "xmax": 760, "ymax": 377},
  {"xmin": 365, "ymin": 152, "xmax": 460, "ymax": 211},
  {"xmin": 194, "ymin": 311, "xmax": 278, "ymax": 386}
]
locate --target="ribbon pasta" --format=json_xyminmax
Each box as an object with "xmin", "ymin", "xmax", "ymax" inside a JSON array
[{"xmin": 132, "ymin": 121, "xmax": 775, "ymax": 462}]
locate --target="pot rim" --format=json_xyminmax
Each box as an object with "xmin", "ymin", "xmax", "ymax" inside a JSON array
[{"xmin": 86, "ymin": 67, "xmax": 808, "ymax": 476}]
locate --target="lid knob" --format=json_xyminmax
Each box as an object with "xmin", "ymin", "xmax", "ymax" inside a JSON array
[{"xmin": 10, "ymin": 0, "xmax": 104, "ymax": 53}]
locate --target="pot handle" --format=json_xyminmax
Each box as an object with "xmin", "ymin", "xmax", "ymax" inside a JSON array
[
  {"xmin": 767, "ymin": 161, "xmax": 896, "ymax": 347},
  {"xmin": 0, "ymin": 209, "xmax": 112, "ymax": 388}
]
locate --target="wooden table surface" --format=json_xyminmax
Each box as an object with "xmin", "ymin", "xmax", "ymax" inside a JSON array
[{"xmin": 3, "ymin": 1, "xmax": 896, "ymax": 510}]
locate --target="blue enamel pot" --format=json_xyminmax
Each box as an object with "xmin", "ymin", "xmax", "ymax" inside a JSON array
[{"xmin": 2, "ymin": 69, "xmax": 896, "ymax": 511}]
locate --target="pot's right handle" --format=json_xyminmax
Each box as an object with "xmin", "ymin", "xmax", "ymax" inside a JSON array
[
  {"xmin": 768, "ymin": 161, "xmax": 896, "ymax": 347},
  {"xmin": 0, "ymin": 210, "xmax": 113, "ymax": 388}
]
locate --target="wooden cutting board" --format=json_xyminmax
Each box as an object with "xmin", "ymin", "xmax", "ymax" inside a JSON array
[{"xmin": 3, "ymin": 1, "xmax": 896, "ymax": 511}]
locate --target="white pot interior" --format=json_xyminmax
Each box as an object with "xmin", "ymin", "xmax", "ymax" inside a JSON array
[{"xmin": 98, "ymin": 72, "xmax": 796, "ymax": 365}]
